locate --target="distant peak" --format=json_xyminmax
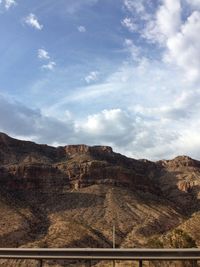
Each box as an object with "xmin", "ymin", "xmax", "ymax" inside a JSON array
[{"xmin": 159, "ymin": 155, "xmax": 200, "ymax": 169}]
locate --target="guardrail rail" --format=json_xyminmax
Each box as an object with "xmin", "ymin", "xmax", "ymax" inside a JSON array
[{"xmin": 0, "ymin": 248, "xmax": 199, "ymax": 266}]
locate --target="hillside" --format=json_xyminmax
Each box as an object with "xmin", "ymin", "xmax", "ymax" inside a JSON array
[{"xmin": 0, "ymin": 132, "xmax": 200, "ymax": 266}]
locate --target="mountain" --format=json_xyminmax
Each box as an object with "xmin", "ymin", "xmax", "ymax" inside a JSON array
[{"xmin": 0, "ymin": 132, "xmax": 200, "ymax": 267}]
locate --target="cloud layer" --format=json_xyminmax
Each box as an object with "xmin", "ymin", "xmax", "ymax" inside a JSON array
[
  {"xmin": 1, "ymin": 83, "xmax": 200, "ymax": 161},
  {"xmin": 0, "ymin": 95, "xmax": 74, "ymax": 144}
]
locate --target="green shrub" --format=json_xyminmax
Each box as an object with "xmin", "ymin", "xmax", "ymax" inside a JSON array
[
  {"xmin": 166, "ymin": 229, "xmax": 197, "ymax": 248},
  {"xmin": 147, "ymin": 237, "xmax": 164, "ymax": 248}
]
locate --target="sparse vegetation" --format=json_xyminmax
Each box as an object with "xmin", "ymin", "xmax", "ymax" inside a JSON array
[
  {"xmin": 146, "ymin": 237, "xmax": 164, "ymax": 248},
  {"xmin": 163, "ymin": 229, "xmax": 197, "ymax": 248}
]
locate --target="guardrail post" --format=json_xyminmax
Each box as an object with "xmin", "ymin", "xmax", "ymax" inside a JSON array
[
  {"xmin": 85, "ymin": 260, "xmax": 92, "ymax": 267},
  {"xmin": 139, "ymin": 259, "xmax": 143, "ymax": 267},
  {"xmin": 39, "ymin": 259, "xmax": 43, "ymax": 267}
]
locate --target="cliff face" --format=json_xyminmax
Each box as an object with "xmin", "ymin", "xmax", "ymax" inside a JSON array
[
  {"xmin": 0, "ymin": 132, "xmax": 160, "ymax": 192},
  {"xmin": 0, "ymin": 133, "xmax": 200, "ymax": 267}
]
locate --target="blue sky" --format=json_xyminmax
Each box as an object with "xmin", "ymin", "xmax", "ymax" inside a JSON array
[{"xmin": 0, "ymin": 0, "xmax": 200, "ymax": 160}]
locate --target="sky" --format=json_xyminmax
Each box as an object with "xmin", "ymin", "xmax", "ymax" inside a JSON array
[{"xmin": 0, "ymin": 0, "xmax": 200, "ymax": 160}]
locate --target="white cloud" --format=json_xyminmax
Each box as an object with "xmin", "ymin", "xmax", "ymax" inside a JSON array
[
  {"xmin": 142, "ymin": 0, "xmax": 182, "ymax": 44},
  {"xmin": 129, "ymin": 0, "xmax": 200, "ymax": 83},
  {"xmin": 74, "ymin": 100, "xmax": 196, "ymax": 157},
  {"xmin": 77, "ymin": 25, "xmax": 86, "ymax": 32},
  {"xmin": 37, "ymin": 48, "xmax": 56, "ymax": 70},
  {"xmin": 121, "ymin": 17, "xmax": 137, "ymax": 32},
  {"xmin": 38, "ymin": 49, "xmax": 50, "ymax": 60},
  {"xmin": 24, "ymin": 13, "xmax": 43, "ymax": 30},
  {"xmin": 85, "ymin": 71, "xmax": 99, "ymax": 83},
  {"xmin": 76, "ymin": 108, "xmax": 179, "ymax": 159},
  {"xmin": 41, "ymin": 61, "xmax": 56, "ymax": 71},
  {"xmin": 79, "ymin": 109, "xmax": 131, "ymax": 137},
  {"xmin": 165, "ymin": 10, "xmax": 200, "ymax": 83},
  {"xmin": 0, "ymin": 0, "xmax": 16, "ymax": 9},
  {"xmin": 5, "ymin": 0, "xmax": 16, "ymax": 9},
  {"xmin": 157, "ymin": 0, "xmax": 182, "ymax": 40}
]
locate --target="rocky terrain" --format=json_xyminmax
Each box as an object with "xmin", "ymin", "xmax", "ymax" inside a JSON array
[{"xmin": 0, "ymin": 132, "xmax": 200, "ymax": 266}]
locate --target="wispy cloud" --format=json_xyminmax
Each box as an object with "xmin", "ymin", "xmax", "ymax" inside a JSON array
[
  {"xmin": 123, "ymin": 0, "xmax": 145, "ymax": 14},
  {"xmin": 85, "ymin": 71, "xmax": 99, "ymax": 83},
  {"xmin": 121, "ymin": 17, "xmax": 137, "ymax": 32},
  {"xmin": 61, "ymin": 0, "xmax": 99, "ymax": 14},
  {"xmin": 38, "ymin": 49, "xmax": 50, "ymax": 60},
  {"xmin": 24, "ymin": 13, "xmax": 43, "ymax": 30},
  {"xmin": 77, "ymin": 25, "xmax": 86, "ymax": 32},
  {"xmin": 41, "ymin": 61, "xmax": 56, "ymax": 71},
  {"xmin": 123, "ymin": 0, "xmax": 151, "ymax": 20}
]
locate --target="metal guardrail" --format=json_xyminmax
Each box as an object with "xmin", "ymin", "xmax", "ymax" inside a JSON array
[{"xmin": 0, "ymin": 248, "xmax": 199, "ymax": 266}]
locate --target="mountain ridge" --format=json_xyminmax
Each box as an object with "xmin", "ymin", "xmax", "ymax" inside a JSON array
[{"xmin": 0, "ymin": 132, "xmax": 200, "ymax": 266}]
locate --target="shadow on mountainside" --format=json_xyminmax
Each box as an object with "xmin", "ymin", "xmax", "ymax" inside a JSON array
[
  {"xmin": 159, "ymin": 169, "xmax": 200, "ymax": 214},
  {"xmin": 0, "ymin": 187, "xmax": 106, "ymax": 247},
  {"xmin": 0, "ymin": 188, "xmax": 50, "ymax": 247}
]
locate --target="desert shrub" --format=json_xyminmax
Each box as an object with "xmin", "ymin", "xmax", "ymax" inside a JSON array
[
  {"xmin": 165, "ymin": 229, "xmax": 197, "ymax": 248},
  {"xmin": 146, "ymin": 237, "xmax": 164, "ymax": 248}
]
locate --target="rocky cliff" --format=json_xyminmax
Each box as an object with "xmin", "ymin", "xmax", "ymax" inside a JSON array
[{"xmin": 0, "ymin": 132, "xmax": 161, "ymax": 192}]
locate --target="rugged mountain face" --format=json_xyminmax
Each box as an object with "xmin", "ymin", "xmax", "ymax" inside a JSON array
[
  {"xmin": 0, "ymin": 132, "xmax": 160, "ymax": 193},
  {"xmin": 0, "ymin": 132, "xmax": 200, "ymax": 267}
]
